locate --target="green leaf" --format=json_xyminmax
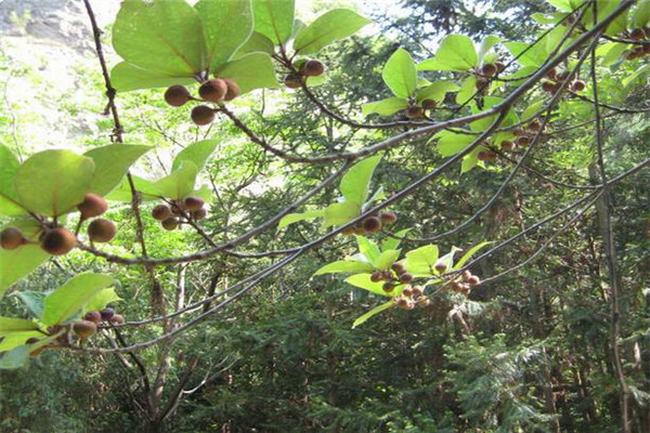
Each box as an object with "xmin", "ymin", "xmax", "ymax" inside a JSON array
[
  {"xmin": 154, "ymin": 161, "xmax": 199, "ymax": 200},
  {"xmin": 0, "ymin": 245, "xmax": 50, "ymax": 298},
  {"xmin": 172, "ymin": 140, "xmax": 218, "ymax": 173},
  {"xmin": 437, "ymin": 247, "xmax": 461, "ymax": 271},
  {"xmin": 340, "ymin": 155, "xmax": 382, "ymax": 206},
  {"xmin": 0, "ymin": 345, "xmax": 30, "ymax": 369},
  {"xmin": 416, "ymin": 80, "xmax": 459, "ymax": 104},
  {"xmin": 381, "ymin": 228, "xmax": 411, "ymax": 251},
  {"xmin": 461, "ymin": 148, "xmax": 482, "ymax": 173},
  {"xmin": 84, "ymin": 144, "xmax": 151, "ymax": 196},
  {"xmin": 345, "ymin": 273, "xmax": 393, "ymax": 297},
  {"xmin": 216, "ymin": 52, "xmax": 279, "ymax": 94},
  {"xmin": 404, "ymin": 244, "xmax": 439, "ymax": 276},
  {"xmin": 14, "ymin": 150, "xmax": 95, "ymax": 217},
  {"xmin": 456, "ymin": 75, "xmax": 477, "ymax": 105},
  {"xmin": 633, "ymin": 0, "xmax": 650, "ymax": 27},
  {"xmin": 356, "ymin": 236, "xmax": 381, "ymax": 265},
  {"xmin": 234, "ymin": 31, "xmax": 276, "ymax": 58},
  {"xmin": 253, "ymin": 0, "xmax": 295, "ymax": 45},
  {"xmin": 16, "ymin": 291, "xmax": 46, "ymax": 319},
  {"xmin": 293, "ymin": 9, "xmax": 370, "ymax": 54},
  {"xmin": 83, "ymin": 288, "xmax": 122, "ymax": 314},
  {"xmin": 278, "ymin": 209, "xmax": 324, "ymax": 229},
  {"xmin": 42, "ymin": 273, "xmax": 114, "ymax": 326},
  {"xmin": 433, "ymin": 130, "xmax": 474, "ymax": 157},
  {"xmin": 313, "ymin": 260, "xmax": 374, "ymax": 276},
  {"xmin": 421, "ymin": 35, "xmax": 477, "ymax": 72},
  {"xmin": 0, "ymin": 331, "xmax": 42, "ymax": 352},
  {"xmin": 478, "ymin": 35, "xmax": 501, "ymax": 64},
  {"xmin": 362, "ymin": 97, "xmax": 408, "ymax": 116},
  {"xmin": 0, "ymin": 317, "xmax": 39, "ymax": 336},
  {"xmin": 453, "ymin": 241, "xmax": 492, "ymax": 269},
  {"xmin": 504, "ymin": 41, "xmax": 548, "ymax": 68},
  {"xmin": 112, "ymin": 0, "xmax": 206, "ymax": 77},
  {"xmin": 382, "ymin": 48, "xmax": 417, "ymax": 98},
  {"xmin": 352, "ymin": 301, "xmax": 394, "ymax": 328},
  {"xmin": 0, "ymin": 145, "xmax": 24, "ymax": 216},
  {"xmin": 195, "ymin": 0, "xmax": 253, "ymax": 70},
  {"xmin": 105, "ymin": 175, "xmax": 161, "ymax": 202},
  {"xmin": 110, "ymin": 62, "xmax": 196, "ymax": 92},
  {"xmin": 323, "ymin": 201, "xmax": 361, "ymax": 228},
  {"xmin": 375, "ymin": 249, "xmax": 401, "ymax": 270}
]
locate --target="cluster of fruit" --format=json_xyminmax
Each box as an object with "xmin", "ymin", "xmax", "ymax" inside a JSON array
[
  {"xmin": 477, "ymin": 117, "xmax": 547, "ymax": 162},
  {"xmin": 370, "ymin": 261, "xmax": 413, "ymax": 293},
  {"xmin": 284, "ymin": 59, "xmax": 326, "ymax": 88},
  {"xmin": 626, "ymin": 28, "xmax": 650, "ymax": 59},
  {"xmin": 151, "ymin": 196, "xmax": 207, "ymax": 231},
  {"xmin": 444, "ymin": 270, "xmax": 481, "ymax": 296},
  {"xmin": 0, "ymin": 193, "xmax": 116, "ymax": 256},
  {"xmin": 164, "ymin": 77, "xmax": 241, "ymax": 126},
  {"xmin": 394, "ymin": 285, "xmax": 431, "ymax": 310},
  {"xmin": 541, "ymin": 68, "xmax": 586, "ymax": 95},
  {"xmin": 475, "ymin": 61, "xmax": 507, "ymax": 91},
  {"xmin": 342, "ymin": 211, "xmax": 397, "ymax": 236},
  {"xmin": 404, "ymin": 99, "xmax": 437, "ymax": 120}
]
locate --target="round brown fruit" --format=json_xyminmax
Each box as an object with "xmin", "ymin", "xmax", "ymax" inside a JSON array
[
  {"xmin": 84, "ymin": 311, "xmax": 102, "ymax": 324},
  {"xmin": 545, "ymin": 68, "xmax": 557, "ymax": 80},
  {"xmin": 402, "ymin": 286, "xmax": 413, "ymax": 297},
  {"xmin": 399, "ymin": 273, "xmax": 413, "ymax": 284},
  {"xmin": 477, "ymin": 151, "xmax": 491, "ymax": 162},
  {"xmin": 421, "ymin": 99, "xmax": 437, "ymax": 110},
  {"xmin": 383, "ymin": 282, "xmax": 395, "ymax": 293},
  {"xmin": 191, "ymin": 105, "xmax": 215, "ymax": 126},
  {"xmin": 77, "ymin": 193, "xmax": 108, "ymax": 219},
  {"xmin": 73, "ymin": 320, "xmax": 97, "ymax": 339},
  {"xmin": 500, "ymin": 140, "xmax": 514, "ymax": 151},
  {"xmin": 223, "ymin": 79, "xmax": 241, "ymax": 101},
  {"xmin": 380, "ymin": 211, "xmax": 397, "ymax": 225},
  {"xmin": 370, "ymin": 271, "xmax": 383, "ymax": 282},
  {"xmin": 1, "ymin": 227, "xmax": 25, "ymax": 250},
  {"xmin": 391, "ymin": 262, "xmax": 405, "ymax": 274},
  {"xmin": 480, "ymin": 63, "xmax": 497, "ymax": 77},
  {"xmin": 406, "ymin": 106, "xmax": 424, "ymax": 119},
  {"xmin": 183, "ymin": 196, "xmax": 204, "ymax": 211},
  {"xmin": 542, "ymin": 81, "xmax": 557, "ymax": 93},
  {"xmin": 468, "ymin": 275, "xmax": 481, "ymax": 286},
  {"xmin": 412, "ymin": 286, "xmax": 424, "ymax": 297},
  {"xmin": 363, "ymin": 216, "xmax": 382, "ymax": 233},
  {"xmin": 152, "ymin": 204, "xmax": 172, "ymax": 221},
  {"xmin": 516, "ymin": 136, "xmax": 530, "ymax": 147},
  {"xmin": 164, "ymin": 85, "xmax": 191, "ymax": 107},
  {"xmin": 301, "ymin": 60, "xmax": 325, "ymax": 77},
  {"xmin": 87, "ymin": 218, "xmax": 117, "ymax": 243},
  {"xmin": 434, "ymin": 261, "xmax": 447, "ymax": 273},
  {"xmin": 100, "ymin": 308, "xmax": 114, "ymax": 321},
  {"xmin": 629, "ymin": 28, "xmax": 646, "ymax": 41},
  {"xmin": 529, "ymin": 119, "xmax": 542, "ymax": 131},
  {"xmin": 284, "ymin": 73, "xmax": 303, "ymax": 89},
  {"xmin": 162, "ymin": 217, "xmax": 179, "ymax": 231},
  {"xmin": 476, "ymin": 77, "xmax": 489, "ymax": 90},
  {"xmin": 191, "ymin": 208, "xmax": 207, "ymax": 221},
  {"xmin": 199, "ymin": 79, "xmax": 227, "ymax": 102},
  {"xmin": 110, "ymin": 314, "xmax": 125, "ymax": 325},
  {"xmin": 41, "ymin": 227, "xmax": 76, "ymax": 256},
  {"xmin": 571, "ymin": 80, "xmax": 586, "ymax": 92}
]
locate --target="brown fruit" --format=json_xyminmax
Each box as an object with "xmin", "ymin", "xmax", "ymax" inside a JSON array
[
  {"xmin": 223, "ymin": 79, "xmax": 241, "ymax": 101},
  {"xmin": 73, "ymin": 320, "xmax": 97, "ymax": 339},
  {"xmin": 542, "ymin": 81, "xmax": 558, "ymax": 93},
  {"xmin": 500, "ymin": 140, "xmax": 514, "ymax": 151},
  {"xmin": 171, "ymin": 201, "xmax": 183, "ymax": 215},
  {"xmin": 162, "ymin": 217, "xmax": 179, "ymax": 231},
  {"xmin": 476, "ymin": 77, "xmax": 489, "ymax": 90},
  {"xmin": 192, "ymin": 208, "xmax": 208, "ymax": 221},
  {"xmin": 363, "ymin": 216, "xmax": 382, "ymax": 233},
  {"xmin": 284, "ymin": 73, "xmax": 303, "ymax": 89},
  {"xmin": 421, "ymin": 99, "xmax": 437, "ymax": 110},
  {"xmin": 516, "ymin": 136, "xmax": 531, "ymax": 147},
  {"xmin": 183, "ymin": 196, "xmax": 204, "ymax": 211},
  {"xmin": 644, "ymin": 44, "xmax": 650, "ymax": 55},
  {"xmin": 87, "ymin": 218, "xmax": 117, "ymax": 243},
  {"xmin": 199, "ymin": 79, "xmax": 227, "ymax": 102},
  {"xmin": 301, "ymin": 60, "xmax": 325, "ymax": 77},
  {"xmin": 164, "ymin": 85, "xmax": 191, "ymax": 107},
  {"xmin": 383, "ymin": 282, "xmax": 395, "ymax": 293},
  {"xmin": 399, "ymin": 273, "xmax": 414, "ymax": 284},
  {"xmin": 191, "ymin": 105, "xmax": 215, "ymax": 126},
  {"xmin": 395, "ymin": 296, "xmax": 408, "ymax": 307},
  {"xmin": 380, "ymin": 211, "xmax": 397, "ymax": 225},
  {"xmin": 100, "ymin": 308, "xmax": 114, "ymax": 321},
  {"xmin": 480, "ymin": 63, "xmax": 497, "ymax": 76},
  {"xmin": 571, "ymin": 80, "xmax": 586, "ymax": 92},
  {"xmin": 529, "ymin": 119, "xmax": 542, "ymax": 131},
  {"xmin": 412, "ymin": 286, "xmax": 424, "ymax": 297},
  {"xmin": 468, "ymin": 275, "xmax": 480, "ymax": 286},
  {"xmin": 391, "ymin": 262, "xmax": 405, "ymax": 274},
  {"xmin": 370, "ymin": 271, "xmax": 383, "ymax": 282},
  {"xmin": 402, "ymin": 286, "xmax": 414, "ymax": 297},
  {"xmin": 545, "ymin": 67, "xmax": 557, "ymax": 80},
  {"xmin": 434, "ymin": 261, "xmax": 447, "ymax": 273},
  {"xmin": 152, "ymin": 204, "xmax": 172, "ymax": 221},
  {"xmin": 110, "ymin": 314, "xmax": 125, "ymax": 325},
  {"xmin": 1, "ymin": 227, "xmax": 25, "ymax": 250},
  {"xmin": 406, "ymin": 106, "xmax": 424, "ymax": 119},
  {"xmin": 477, "ymin": 151, "xmax": 495, "ymax": 162},
  {"xmin": 84, "ymin": 311, "xmax": 102, "ymax": 324},
  {"xmin": 41, "ymin": 227, "xmax": 76, "ymax": 255},
  {"xmin": 77, "ymin": 193, "xmax": 108, "ymax": 219},
  {"xmin": 629, "ymin": 28, "xmax": 646, "ymax": 41},
  {"xmin": 382, "ymin": 270, "xmax": 393, "ymax": 281}
]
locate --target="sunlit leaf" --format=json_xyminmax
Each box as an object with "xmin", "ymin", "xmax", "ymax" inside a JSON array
[
  {"xmin": 352, "ymin": 301, "xmax": 394, "ymax": 328},
  {"xmin": 382, "ymin": 48, "xmax": 417, "ymax": 98},
  {"xmin": 42, "ymin": 273, "xmax": 114, "ymax": 326},
  {"xmin": 84, "ymin": 144, "xmax": 151, "ymax": 196},
  {"xmin": 293, "ymin": 9, "xmax": 370, "ymax": 54},
  {"xmin": 313, "ymin": 260, "xmax": 374, "ymax": 276}
]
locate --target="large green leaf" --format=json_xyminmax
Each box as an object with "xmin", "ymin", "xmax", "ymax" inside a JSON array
[
  {"xmin": 42, "ymin": 273, "xmax": 114, "ymax": 326},
  {"xmin": 112, "ymin": 0, "xmax": 206, "ymax": 77},
  {"xmin": 106, "ymin": 175, "xmax": 162, "ymax": 202},
  {"xmin": 352, "ymin": 301, "xmax": 394, "ymax": 328},
  {"xmin": 382, "ymin": 48, "xmax": 417, "ymax": 98},
  {"xmin": 504, "ymin": 41, "xmax": 548, "ymax": 68},
  {"xmin": 345, "ymin": 273, "xmax": 396, "ymax": 297},
  {"xmin": 16, "ymin": 291, "xmax": 46, "ymax": 319},
  {"xmin": 253, "ymin": 0, "xmax": 295, "ymax": 45},
  {"xmin": 0, "ymin": 145, "xmax": 24, "ymax": 216},
  {"xmin": 478, "ymin": 35, "xmax": 501, "ymax": 64},
  {"xmin": 83, "ymin": 288, "xmax": 122, "ymax": 314},
  {"xmin": 216, "ymin": 52, "xmax": 280, "ymax": 94},
  {"xmin": 356, "ymin": 236, "xmax": 381, "ymax": 265},
  {"xmin": 195, "ymin": 0, "xmax": 254, "ymax": 70},
  {"xmin": 419, "ymin": 35, "xmax": 477, "ymax": 72},
  {"xmin": 172, "ymin": 140, "xmax": 218, "ymax": 173},
  {"xmin": 416, "ymin": 80, "xmax": 459, "ymax": 104},
  {"xmin": 0, "ymin": 317, "xmax": 39, "ymax": 336},
  {"xmin": 110, "ymin": 62, "xmax": 196, "ymax": 92},
  {"xmin": 456, "ymin": 75, "xmax": 478, "ymax": 105},
  {"xmin": 453, "ymin": 241, "xmax": 492, "ymax": 270},
  {"xmin": 433, "ymin": 130, "xmax": 475, "ymax": 157},
  {"xmin": 0, "ymin": 331, "xmax": 42, "ymax": 352},
  {"xmin": 293, "ymin": 9, "xmax": 370, "ymax": 54},
  {"xmin": 278, "ymin": 209, "xmax": 324, "ymax": 229},
  {"xmin": 154, "ymin": 161, "xmax": 199, "ymax": 200},
  {"xmin": 362, "ymin": 97, "xmax": 408, "ymax": 116},
  {"xmin": 313, "ymin": 260, "xmax": 374, "ymax": 276},
  {"xmin": 633, "ymin": 0, "xmax": 650, "ymax": 27},
  {"xmin": 381, "ymin": 228, "xmax": 411, "ymax": 251},
  {"xmin": 339, "ymin": 155, "xmax": 382, "ymax": 206},
  {"xmin": 0, "ymin": 245, "xmax": 50, "ymax": 298},
  {"xmin": 234, "ymin": 31, "xmax": 276, "ymax": 58},
  {"xmin": 322, "ymin": 201, "xmax": 361, "ymax": 228},
  {"xmin": 0, "ymin": 345, "xmax": 30, "ymax": 369},
  {"xmin": 404, "ymin": 244, "xmax": 439, "ymax": 276},
  {"xmin": 84, "ymin": 144, "xmax": 151, "ymax": 196},
  {"xmin": 14, "ymin": 150, "xmax": 95, "ymax": 217},
  {"xmin": 375, "ymin": 249, "xmax": 401, "ymax": 270}
]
